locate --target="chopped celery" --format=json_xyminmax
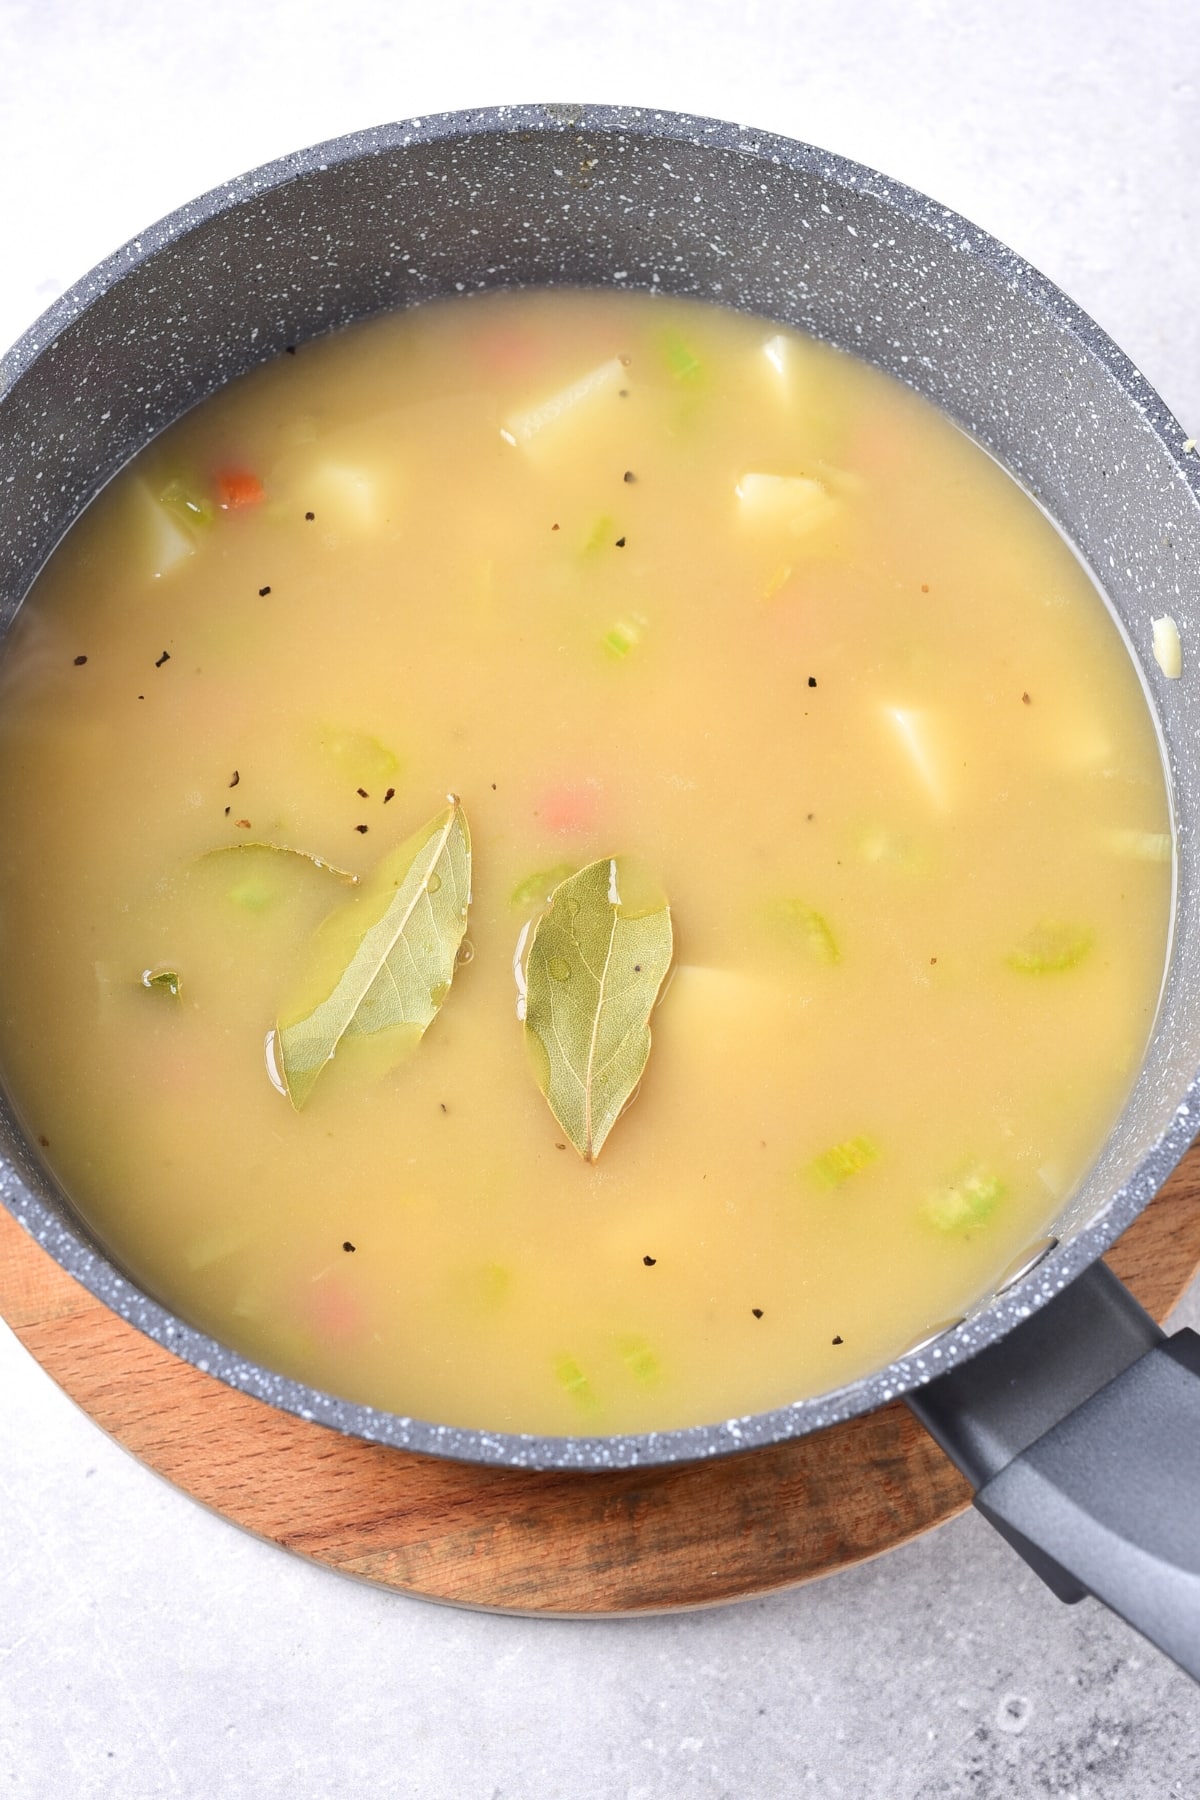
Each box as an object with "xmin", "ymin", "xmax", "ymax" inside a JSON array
[
  {"xmin": 662, "ymin": 331, "xmax": 702, "ymax": 381},
  {"xmin": 602, "ymin": 614, "xmax": 647, "ymax": 659},
  {"xmin": 319, "ymin": 725, "xmax": 400, "ymax": 786},
  {"xmin": 774, "ymin": 899, "xmax": 840, "ymax": 965},
  {"xmin": 510, "ymin": 862, "xmax": 577, "ymax": 908},
  {"xmin": 141, "ymin": 967, "xmax": 181, "ymax": 998},
  {"xmin": 583, "ymin": 514, "xmax": 618, "ymax": 554},
  {"xmin": 809, "ymin": 1136, "xmax": 879, "ymax": 1188},
  {"xmin": 227, "ymin": 876, "xmax": 277, "ymax": 913},
  {"xmin": 922, "ymin": 1167, "xmax": 1005, "ymax": 1232},
  {"xmin": 1100, "ymin": 828, "xmax": 1172, "ymax": 863},
  {"xmin": 617, "ymin": 1334, "xmax": 661, "ymax": 1384},
  {"xmin": 555, "ymin": 1353, "xmax": 597, "ymax": 1408},
  {"xmin": 458, "ymin": 1262, "xmax": 512, "ymax": 1309},
  {"xmin": 159, "ymin": 477, "xmax": 214, "ymax": 530},
  {"xmin": 1007, "ymin": 922, "xmax": 1093, "ymax": 975}
]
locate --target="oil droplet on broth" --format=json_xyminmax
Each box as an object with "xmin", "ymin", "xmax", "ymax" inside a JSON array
[
  {"xmin": 426, "ymin": 873, "xmax": 442, "ymax": 893},
  {"xmin": 548, "ymin": 957, "xmax": 571, "ymax": 982}
]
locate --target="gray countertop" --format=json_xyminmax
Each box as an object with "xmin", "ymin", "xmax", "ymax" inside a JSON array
[{"xmin": 3, "ymin": 2, "xmax": 1200, "ymax": 1794}]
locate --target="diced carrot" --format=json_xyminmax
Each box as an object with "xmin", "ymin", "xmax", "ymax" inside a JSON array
[
  {"xmin": 307, "ymin": 1275, "xmax": 364, "ymax": 1342},
  {"xmin": 215, "ymin": 468, "xmax": 265, "ymax": 511},
  {"xmin": 536, "ymin": 782, "xmax": 600, "ymax": 834},
  {"xmin": 477, "ymin": 328, "xmax": 545, "ymax": 376}
]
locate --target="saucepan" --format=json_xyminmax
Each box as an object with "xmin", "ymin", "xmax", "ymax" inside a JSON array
[{"xmin": 1, "ymin": 104, "xmax": 1198, "ymax": 1674}]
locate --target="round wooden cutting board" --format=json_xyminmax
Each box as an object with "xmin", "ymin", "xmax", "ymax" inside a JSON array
[{"xmin": 3, "ymin": 1153, "xmax": 1199, "ymax": 1616}]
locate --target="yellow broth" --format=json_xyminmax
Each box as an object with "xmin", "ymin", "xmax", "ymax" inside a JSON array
[{"xmin": 0, "ymin": 290, "xmax": 1172, "ymax": 1435}]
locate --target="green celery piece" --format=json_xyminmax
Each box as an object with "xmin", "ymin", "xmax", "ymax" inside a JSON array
[
  {"xmin": 510, "ymin": 862, "xmax": 578, "ymax": 908},
  {"xmin": 159, "ymin": 477, "xmax": 214, "ymax": 529},
  {"xmin": 602, "ymin": 615, "xmax": 646, "ymax": 659},
  {"xmin": 662, "ymin": 331, "xmax": 702, "ymax": 381},
  {"xmin": 523, "ymin": 857, "xmax": 674, "ymax": 1161},
  {"xmin": 319, "ymin": 726, "xmax": 400, "ymax": 787},
  {"xmin": 923, "ymin": 1168, "xmax": 1006, "ymax": 1232},
  {"xmin": 583, "ymin": 514, "xmax": 618, "ymax": 554},
  {"xmin": 617, "ymin": 1335, "xmax": 661, "ymax": 1384},
  {"xmin": 810, "ymin": 1136, "xmax": 880, "ymax": 1188},
  {"xmin": 475, "ymin": 1263, "xmax": 512, "ymax": 1306},
  {"xmin": 141, "ymin": 968, "xmax": 181, "ymax": 999},
  {"xmin": 555, "ymin": 1354, "xmax": 597, "ymax": 1408},
  {"xmin": 227, "ymin": 876, "xmax": 277, "ymax": 913},
  {"xmin": 1007, "ymin": 922, "xmax": 1093, "ymax": 974},
  {"xmin": 274, "ymin": 800, "xmax": 471, "ymax": 1109},
  {"xmin": 775, "ymin": 898, "xmax": 840, "ymax": 965}
]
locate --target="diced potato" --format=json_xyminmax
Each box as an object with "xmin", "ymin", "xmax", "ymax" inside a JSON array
[
  {"xmin": 884, "ymin": 706, "xmax": 951, "ymax": 811},
  {"xmin": 857, "ymin": 826, "xmax": 928, "ymax": 873},
  {"xmin": 302, "ymin": 462, "xmax": 383, "ymax": 533},
  {"xmin": 735, "ymin": 471, "xmax": 836, "ymax": 537},
  {"xmin": 922, "ymin": 1167, "xmax": 1005, "ymax": 1231},
  {"xmin": 186, "ymin": 1222, "xmax": 254, "ymax": 1272},
  {"xmin": 129, "ymin": 479, "xmax": 197, "ymax": 580},
  {"xmin": 501, "ymin": 358, "xmax": 625, "ymax": 448},
  {"xmin": 661, "ymin": 964, "xmax": 777, "ymax": 1037}
]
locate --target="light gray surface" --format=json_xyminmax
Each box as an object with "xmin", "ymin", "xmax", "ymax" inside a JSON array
[{"xmin": 2, "ymin": 2, "xmax": 1200, "ymax": 1795}]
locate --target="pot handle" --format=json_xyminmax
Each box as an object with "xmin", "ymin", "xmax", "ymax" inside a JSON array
[{"xmin": 906, "ymin": 1260, "xmax": 1200, "ymax": 1679}]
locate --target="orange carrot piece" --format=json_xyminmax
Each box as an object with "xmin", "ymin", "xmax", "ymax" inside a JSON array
[{"xmin": 215, "ymin": 468, "xmax": 265, "ymax": 511}]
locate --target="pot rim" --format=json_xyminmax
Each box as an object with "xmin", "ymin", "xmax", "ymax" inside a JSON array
[{"xmin": 2, "ymin": 102, "xmax": 1197, "ymax": 1471}]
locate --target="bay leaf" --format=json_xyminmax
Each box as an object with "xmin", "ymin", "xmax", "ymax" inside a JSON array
[
  {"xmin": 275, "ymin": 800, "xmax": 470, "ymax": 1108},
  {"xmin": 523, "ymin": 857, "xmax": 673, "ymax": 1161},
  {"xmin": 202, "ymin": 842, "xmax": 359, "ymax": 882}
]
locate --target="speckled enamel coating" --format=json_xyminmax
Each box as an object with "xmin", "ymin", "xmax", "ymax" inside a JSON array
[{"xmin": 1, "ymin": 104, "xmax": 1198, "ymax": 1471}]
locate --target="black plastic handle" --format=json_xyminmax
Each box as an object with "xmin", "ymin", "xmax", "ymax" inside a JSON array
[{"xmin": 907, "ymin": 1261, "xmax": 1200, "ymax": 1679}]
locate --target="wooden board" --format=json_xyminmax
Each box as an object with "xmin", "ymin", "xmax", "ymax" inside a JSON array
[{"xmin": 3, "ymin": 1150, "xmax": 1199, "ymax": 1616}]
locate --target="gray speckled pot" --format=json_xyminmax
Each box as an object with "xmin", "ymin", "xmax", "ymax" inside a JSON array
[{"xmin": 1, "ymin": 104, "xmax": 1198, "ymax": 1473}]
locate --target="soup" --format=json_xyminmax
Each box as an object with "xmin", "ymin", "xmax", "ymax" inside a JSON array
[{"xmin": 0, "ymin": 289, "xmax": 1172, "ymax": 1436}]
